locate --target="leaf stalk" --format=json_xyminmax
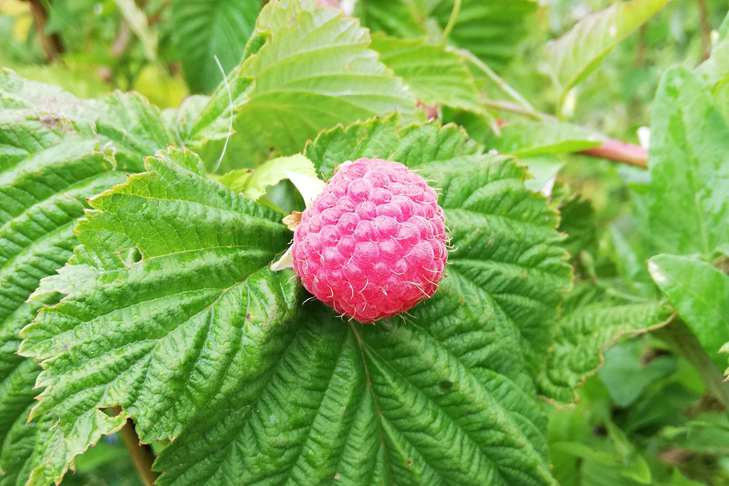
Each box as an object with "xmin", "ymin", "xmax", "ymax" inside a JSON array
[
  {"xmin": 119, "ymin": 418, "xmax": 157, "ymax": 486},
  {"xmin": 442, "ymin": 0, "xmax": 462, "ymax": 42},
  {"xmin": 656, "ymin": 319, "xmax": 729, "ymax": 409}
]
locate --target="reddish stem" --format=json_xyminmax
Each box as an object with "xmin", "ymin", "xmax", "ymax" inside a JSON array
[{"xmin": 580, "ymin": 139, "xmax": 647, "ymax": 168}]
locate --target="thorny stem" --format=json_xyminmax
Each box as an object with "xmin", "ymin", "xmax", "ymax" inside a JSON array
[
  {"xmin": 442, "ymin": 0, "xmax": 462, "ymax": 43},
  {"xmin": 118, "ymin": 417, "xmax": 157, "ymax": 486},
  {"xmin": 656, "ymin": 319, "xmax": 729, "ymax": 410}
]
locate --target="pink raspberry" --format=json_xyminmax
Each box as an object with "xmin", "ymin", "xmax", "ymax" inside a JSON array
[{"xmin": 292, "ymin": 158, "xmax": 448, "ymax": 323}]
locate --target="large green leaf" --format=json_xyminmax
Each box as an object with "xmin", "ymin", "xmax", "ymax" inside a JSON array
[
  {"xmin": 0, "ymin": 72, "xmax": 175, "ymax": 485},
  {"xmin": 0, "ymin": 68, "xmax": 86, "ymax": 112},
  {"xmin": 492, "ymin": 120, "xmax": 601, "ymax": 158},
  {"xmin": 542, "ymin": 0, "xmax": 668, "ymax": 108},
  {"xmin": 18, "ymin": 148, "xmax": 298, "ymax": 484},
  {"xmin": 358, "ymin": 0, "xmax": 537, "ymax": 70},
  {"xmin": 0, "ymin": 107, "xmax": 108, "ymax": 485},
  {"xmin": 649, "ymin": 254, "xmax": 729, "ymax": 367},
  {"xmin": 0, "ymin": 118, "xmax": 122, "ymax": 484},
  {"xmin": 641, "ymin": 67, "xmax": 729, "ymax": 256},
  {"xmin": 18, "ymin": 117, "xmax": 570, "ymax": 483},
  {"xmin": 1, "ymin": 69, "xmax": 175, "ymax": 173},
  {"xmin": 171, "ymin": 0, "xmax": 261, "ymax": 93},
  {"xmin": 187, "ymin": 0, "xmax": 416, "ymax": 170},
  {"xmin": 370, "ymin": 34, "xmax": 485, "ymax": 116},
  {"xmin": 306, "ymin": 117, "xmax": 572, "ymax": 371},
  {"xmin": 537, "ymin": 284, "xmax": 672, "ymax": 404},
  {"xmin": 156, "ymin": 119, "xmax": 569, "ymax": 485}
]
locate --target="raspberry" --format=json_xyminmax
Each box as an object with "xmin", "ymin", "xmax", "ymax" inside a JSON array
[{"xmin": 292, "ymin": 158, "xmax": 447, "ymax": 323}]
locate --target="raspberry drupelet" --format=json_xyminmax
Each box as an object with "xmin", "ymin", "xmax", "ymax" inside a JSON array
[{"xmin": 291, "ymin": 158, "xmax": 448, "ymax": 323}]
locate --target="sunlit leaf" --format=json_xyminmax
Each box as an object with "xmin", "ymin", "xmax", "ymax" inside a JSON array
[
  {"xmin": 640, "ymin": 67, "xmax": 729, "ymax": 256},
  {"xmin": 187, "ymin": 0, "xmax": 416, "ymax": 170},
  {"xmin": 542, "ymin": 0, "xmax": 668, "ymax": 108},
  {"xmin": 649, "ymin": 254, "xmax": 729, "ymax": 367},
  {"xmin": 171, "ymin": 0, "xmax": 260, "ymax": 93}
]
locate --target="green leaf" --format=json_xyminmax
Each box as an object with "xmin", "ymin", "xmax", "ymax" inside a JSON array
[
  {"xmin": 542, "ymin": 0, "xmax": 668, "ymax": 108},
  {"xmin": 1, "ymin": 69, "xmax": 176, "ymax": 173},
  {"xmin": 520, "ymin": 157, "xmax": 563, "ymax": 195},
  {"xmin": 0, "ymin": 129, "xmax": 117, "ymax": 485},
  {"xmin": 171, "ymin": 0, "xmax": 261, "ymax": 93},
  {"xmin": 556, "ymin": 193, "xmax": 599, "ymax": 267},
  {"xmin": 187, "ymin": 0, "xmax": 416, "ymax": 170},
  {"xmin": 597, "ymin": 340, "xmax": 676, "ymax": 407},
  {"xmin": 0, "ymin": 361, "xmax": 39, "ymax": 485},
  {"xmin": 0, "ymin": 72, "xmax": 184, "ymax": 485},
  {"xmin": 305, "ymin": 116, "xmax": 572, "ymax": 371},
  {"xmin": 370, "ymin": 34, "xmax": 485, "ymax": 115},
  {"xmin": 157, "ymin": 119, "xmax": 569, "ymax": 485},
  {"xmin": 305, "ymin": 114, "xmax": 479, "ymax": 179},
  {"xmin": 18, "ymin": 148, "xmax": 298, "ymax": 484},
  {"xmin": 358, "ymin": 0, "xmax": 537, "ymax": 70},
  {"xmin": 484, "ymin": 121, "xmax": 603, "ymax": 195},
  {"xmin": 604, "ymin": 421, "xmax": 652, "ymax": 484},
  {"xmin": 0, "ymin": 76, "xmax": 159, "ymax": 485},
  {"xmin": 642, "ymin": 67, "xmax": 729, "ymax": 256},
  {"xmin": 216, "ymin": 153, "xmax": 323, "ymax": 206},
  {"xmin": 493, "ymin": 120, "xmax": 602, "ymax": 158},
  {"xmin": 660, "ymin": 412, "xmax": 729, "ymax": 457},
  {"xmin": 649, "ymin": 254, "xmax": 729, "ymax": 367},
  {"xmin": 538, "ymin": 284, "xmax": 672, "ymax": 403},
  {"xmin": 157, "ymin": 306, "xmax": 552, "ymax": 485},
  {"xmin": 0, "ymin": 68, "xmax": 86, "ymax": 112}
]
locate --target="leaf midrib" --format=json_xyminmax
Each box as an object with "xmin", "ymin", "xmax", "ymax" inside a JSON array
[{"xmin": 354, "ymin": 329, "xmax": 512, "ymax": 486}]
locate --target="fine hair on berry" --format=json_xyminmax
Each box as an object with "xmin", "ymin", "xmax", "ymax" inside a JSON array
[{"xmin": 292, "ymin": 158, "xmax": 448, "ymax": 323}]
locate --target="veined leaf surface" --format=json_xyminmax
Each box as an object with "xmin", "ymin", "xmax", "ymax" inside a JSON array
[
  {"xmin": 154, "ymin": 118, "xmax": 570, "ymax": 485},
  {"xmin": 188, "ymin": 0, "xmax": 416, "ymax": 170},
  {"xmin": 0, "ymin": 72, "xmax": 174, "ymax": 485}
]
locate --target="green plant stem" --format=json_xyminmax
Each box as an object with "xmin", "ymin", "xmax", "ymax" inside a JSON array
[
  {"xmin": 656, "ymin": 319, "xmax": 729, "ymax": 409},
  {"xmin": 482, "ymin": 99, "xmax": 543, "ymax": 120},
  {"xmin": 442, "ymin": 0, "xmax": 462, "ymax": 42},
  {"xmin": 119, "ymin": 418, "xmax": 157, "ymax": 486},
  {"xmin": 464, "ymin": 44, "xmax": 649, "ymax": 167},
  {"xmin": 461, "ymin": 50, "xmax": 539, "ymax": 114}
]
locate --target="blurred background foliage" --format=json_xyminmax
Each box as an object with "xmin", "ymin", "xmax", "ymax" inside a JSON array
[{"xmin": 1, "ymin": 0, "xmax": 727, "ymax": 484}]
